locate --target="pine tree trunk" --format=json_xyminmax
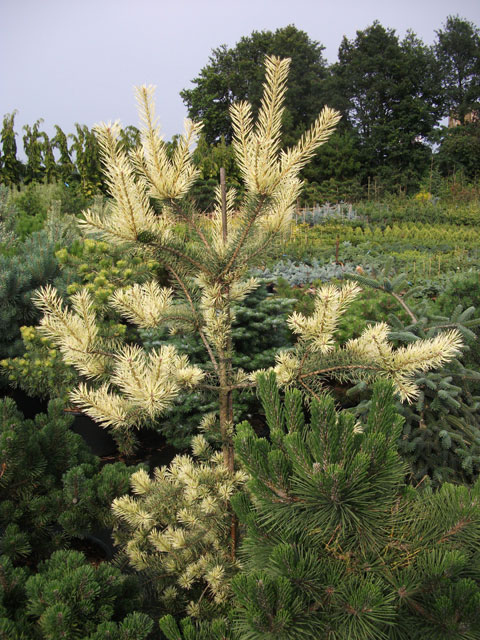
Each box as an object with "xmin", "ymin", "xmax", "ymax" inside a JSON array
[{"xmin": 218, "ymin": 167, "xmax": 237, "ymax": 558}]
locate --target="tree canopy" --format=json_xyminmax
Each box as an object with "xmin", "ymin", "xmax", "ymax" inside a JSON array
[
  {"xmin": 331, "ymin": 22, "xmax": 443, "ymax": 188},
  {"xmin": 181, "ymin": 25, "xmax": 329, "ymax": 145},
  {"xmin": 435, "ymin": 14, "xmax": 480, "ymax": 123}
]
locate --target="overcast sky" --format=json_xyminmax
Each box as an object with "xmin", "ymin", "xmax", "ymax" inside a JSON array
[{"xmin": 2, "ymin": 0, "xmax": 479, "ymax": 146}]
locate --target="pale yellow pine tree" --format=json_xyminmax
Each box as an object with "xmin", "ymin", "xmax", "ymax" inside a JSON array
[{"xmin": 33, "ymin": 56, "xmax": 463, "ymax": 621}]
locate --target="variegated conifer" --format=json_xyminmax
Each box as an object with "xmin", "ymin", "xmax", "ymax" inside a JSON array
[{"xmin": 33, "ymin": 55, "xmax": 464, "ymax": 621}]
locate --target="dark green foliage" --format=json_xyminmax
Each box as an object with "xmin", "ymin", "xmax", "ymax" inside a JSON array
[
  {"xmin": 0, "ymin": 555, "xmax": 30, "ymax": 639},
  {"xmin": 343, "ymin": 266, "xmax": 480, "ymax": 485},
  {"xmin": 52, "ymin": 125, "xmax": 75, "ymax": 184},
  {"xmin": 0, "ymin": 397, "xmax": 139, "ymax": 563},
  {"xmin": 434, "ymin": 270, "xmax": 480, "ymax": 370},
  {"xmin": 437, "ymin": 122, "xmax": 480, "ymax": 181},
  {"xmin": 58, "ymin": 461, "xmax": 143, "ymax": 538},
  {"xmin": 0, "ymin": 397, "xmax": 91, "ymax": 560},
  {"xmin": 69, "ymin": 124, "xmax": 104, "ymax": 197},
  {"xmin": 232, "ymin": 374, "xmax": 480, "ymax": 639},
  {"xmin": 181, "ymin": 25, "xmax": 328, "ymax": 146},
  {"xmin": 23, "ymin": 120, "xmax": 45, "ymax": 185},
  {"xmin": 0, "ymin": 112, "xmax": 23, "ymax": 186},
  {"xmin": 435, "ymin": 15, "xmax": 480, "ymax": 123},
  {"xmin": 0, "ymin": 550, "xmax": 153, "ymax": 639},
  {"xmin": 23, "ymin": 550, "xmax": 153, "ymax": 639},
  {"xmin": 159, "ymin": 614, "xmax": 236, "ymax": 639},
  {"xmin": 301, "ymin": 129, "xmax": 364, "ymax": 200},
  {"xmin": 330, "ymin": 22, "xmax": 443, "ymax": 191}
]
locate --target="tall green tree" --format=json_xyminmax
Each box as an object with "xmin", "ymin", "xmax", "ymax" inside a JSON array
[
  {"xmin": 331, "ymin": 22, "xmax": 443, "ymax": 190},
  {"xmin": 69, "ymin": 124, "xmax": 103, "ymax": 196},
  {"xmin": 23, "ymin": 119, "xmax": 45, "ymax": 184},
  {"xmin": 52, "ymin": 125, "xmax": 75, "ymax": 183},
  {"xmin": 0, "ymin": 111, "xmax": 23, "ymax": 186},
  {"xmin": 437, "ymin": 120, "xmax": 480, "ymax": 179},
  {"xmin": 118, "ymin": 124, "xmax": 141, "ymax": 153},
  {"xmin": 41, "ymin": 132, "xmax": 57, "ymax": 183},
  {"xmin": 181, "ymin": 25, "xmax": 329, "ymax": 145},
  {"xmin": 435, "ymin": 15, "xmax": 480, "ymax": 123}
]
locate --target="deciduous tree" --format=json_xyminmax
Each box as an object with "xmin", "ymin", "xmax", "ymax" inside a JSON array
[
  {"xmin": 181, "ymin": 25, "xmax": 329, "ymax": 146},
  {"xmin": 435, "ymin": 15, "xmax": 480, "ymax": 123},
  {"xmin": 331, "ymin": 22, "xmax": 443, "ymax": 190}
]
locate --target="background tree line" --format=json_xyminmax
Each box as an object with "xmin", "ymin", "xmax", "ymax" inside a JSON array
[{"xmin": 1, "ymin": 15, "xmax": 479, "ymax": 203}]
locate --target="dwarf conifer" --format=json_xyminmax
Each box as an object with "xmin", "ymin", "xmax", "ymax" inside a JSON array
[{"xmin": 231, "ymin": 374, "xmax": 480, "ymax": 639}]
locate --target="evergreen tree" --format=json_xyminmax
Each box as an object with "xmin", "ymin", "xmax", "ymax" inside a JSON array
[
  {"xmin": 231, "ymin": 374, "xmax": 480, "ymax": 639},
  {"xmin": 24, "ymin": 550, "xmax": 153, "ymax": 639},
  {"xmin": 437, "ymin": 121, "xmax": 480, "ymax": 180},
  {"xmin": 181, "ymin": 26, "xmax": 329, "ymax": 145},
  {"xmin": 0, "ymin": 397, "xmax": 140, "ymax": 564},
  {"xmin": 33, "ymin": 56, "xmax": 460, "ymax": 462},
  {"xmin": 343, "ymin": 266, "xmax": 480, "ymax": 485},
  {"xmin": 331, "ymin": 22, "xmax": 443, "ymax": 191}
]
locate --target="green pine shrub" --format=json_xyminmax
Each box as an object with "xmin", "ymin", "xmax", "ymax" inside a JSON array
[
  {"xmin": 434, "ymin": 270, "xmax": 480, "ymax": 373},
  {"xmin": 230, "ymin": 374, "xmax": 480, "ymax": 639},
  {"xmin": 0, "ymin": 397, "xmax": 141, "ymax": 563},
  {"xmin": 0, "ymin": 554, "xmax": 31, "ymax": 639},
  {"xmin": 23, "ymin": 550, "xmax": 153, "ymax": 639},
  {"xmin": 0, "ymin": 230, "xmax": 62, "ymax": 363}
]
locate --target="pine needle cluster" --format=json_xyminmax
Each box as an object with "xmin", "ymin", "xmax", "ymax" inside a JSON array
[
  {"xmin": 112, "ymin": 435, "xmax": 248, "ymax": 620},
  {"xmin": 231, "ymin": 374, "xmax": 480, "ymax": 639},
  {"xmin": 272, "ymin": 281, "xmax": 463, "ymax": 402}
]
